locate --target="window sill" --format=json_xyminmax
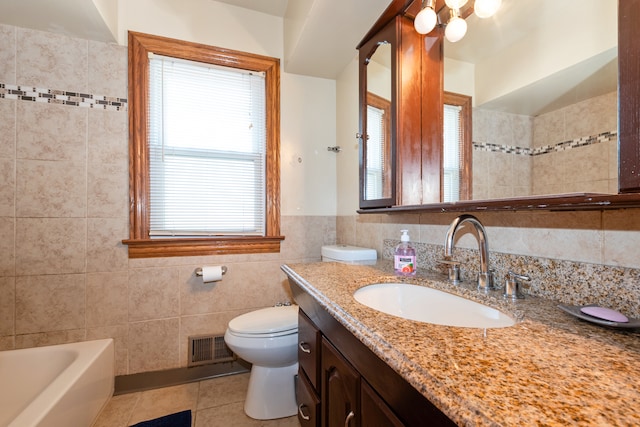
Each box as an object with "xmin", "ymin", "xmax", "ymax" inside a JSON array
[{"xmin": 122, "ymin": 236, "xmax": 284, "ymax": 258}]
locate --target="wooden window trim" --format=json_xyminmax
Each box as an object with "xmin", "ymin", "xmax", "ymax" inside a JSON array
[
  {"xmin": 443, "ymin": 91, "xmax": 472, "ymax": 201},
  {"xmin": 123, "ymin": 31, "xmax": 283, "ymax": 258}
]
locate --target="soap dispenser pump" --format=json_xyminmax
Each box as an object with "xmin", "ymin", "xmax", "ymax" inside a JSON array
[{"xmin": 394, "ymin": 230, "xmax": 416, "ymax": 276}]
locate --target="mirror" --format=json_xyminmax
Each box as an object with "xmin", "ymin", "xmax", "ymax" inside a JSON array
[
  {"xmin": 443, "ymin": 0, "xmax": 618, "ymax": 200},
  {"xmin": 359, "ymin": 18, "xmax": 398, "ymax": 209},
  {"xmin": 365, "ymin": 42, "xmax": 392, "ymax": 201}
]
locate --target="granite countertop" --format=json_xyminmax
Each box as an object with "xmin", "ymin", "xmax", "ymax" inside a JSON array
[{"xmin": 282, "ymin": 261, "xmax": 640, "ymax": 427}]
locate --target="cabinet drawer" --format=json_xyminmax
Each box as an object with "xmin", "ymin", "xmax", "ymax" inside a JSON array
[
  {"xmin": 296, "ymin": 372, "xmax": 320, "ymax": 427},
  {"xmin": 298, "ymin": 311, "xmax": 320, "ymax": 390}
]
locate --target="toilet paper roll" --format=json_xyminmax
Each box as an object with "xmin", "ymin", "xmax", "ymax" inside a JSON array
[{"xmin": 201, "ymin": 266, "xmax": 224, "ymax": 283}]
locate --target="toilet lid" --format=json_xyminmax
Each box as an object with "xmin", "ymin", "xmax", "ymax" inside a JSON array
[{"xmin": 228, "ymin": 305, "xmax": 298, "ymax": 335}]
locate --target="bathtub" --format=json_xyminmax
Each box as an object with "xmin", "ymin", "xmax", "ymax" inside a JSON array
[{"xmin": 0, "ymin": 339, "xmax": 114, "ymax": 427}]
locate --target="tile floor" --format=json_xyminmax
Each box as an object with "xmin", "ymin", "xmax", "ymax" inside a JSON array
[{"xmin": 92, "ymin": 372, "xmax": 300, "ymax": 427}]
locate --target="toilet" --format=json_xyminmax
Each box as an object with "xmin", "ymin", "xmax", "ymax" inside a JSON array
[
  {"xmin": 321, "ymin": 244, "xmax": 377, "ymax": 264},
  {"xmin": 224, "ymin": 304, "xmax": 299, "ymax": 420}
]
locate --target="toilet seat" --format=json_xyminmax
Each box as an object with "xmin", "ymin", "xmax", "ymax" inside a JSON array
[{"xmin": 227, "ymin": 305, "xmax": 298, "ymax": 338}]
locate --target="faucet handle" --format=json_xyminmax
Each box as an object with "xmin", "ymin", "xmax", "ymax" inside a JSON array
[
  {"xmin": 438, "ymin": 259, "xmax": 462, "ymax": 284},
  {"xmin": 504, "ymin": 271, "xmax": 531, "ymax": 300}
]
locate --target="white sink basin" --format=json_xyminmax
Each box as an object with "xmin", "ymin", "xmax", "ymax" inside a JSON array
[{"xmin": 353, "ymin": 283, "xmax": 515, "ymax": 328}]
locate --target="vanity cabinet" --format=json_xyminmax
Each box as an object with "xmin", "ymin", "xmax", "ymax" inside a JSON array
[{"xmin": 293, "ymin": 280, "xmax": 456, "ymax": 427}]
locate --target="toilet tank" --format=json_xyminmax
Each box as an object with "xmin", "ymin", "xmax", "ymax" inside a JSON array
[{"xmin": 321, "ymin": 245, "xmax": 377, "ymax": 264}]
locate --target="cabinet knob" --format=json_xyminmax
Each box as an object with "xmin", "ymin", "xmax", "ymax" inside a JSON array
[
  {"xmin": 298, "ymin": 404, "xmax": 311, "ymax": 421},
  {"xmin": 299, "ymin": 342, "xmax": 311, "ymax": 354},
  {"xmin": 344, "ymin": 410, "xmax": 355, "ymax": 427}
]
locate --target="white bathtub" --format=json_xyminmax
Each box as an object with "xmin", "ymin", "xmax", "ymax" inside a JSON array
[{"xmin": 0, "ymin": 339, "xmax": 114, "ymax": 427}]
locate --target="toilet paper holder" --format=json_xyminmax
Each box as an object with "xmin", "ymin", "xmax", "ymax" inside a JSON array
[{"xmin": 195, "ymin": 266, "xmax": 228, "ymax": 277}]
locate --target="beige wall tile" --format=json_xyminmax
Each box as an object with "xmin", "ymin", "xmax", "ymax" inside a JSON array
[
  {"xmin": 0, "ymin": 277, "xmax": 15, "ymax": 336},
  {"xmin": 87, "ymin": 162, "xmax": 129, "ymax": 218},
  {"xmin": 0, "ymin": 218, "xmax": 14, "ymax": 277},
  {"xmin": 565, "ymin": 91, "xmax": 617, "ymax": 138},
  {"xmin": 15, "ymin": 274, "xmax": 85, "ymax": 334},
  {"xmin": 0, "ymin": 98, "xmax": 16, "ymax": 158},
  {"xmin": 603, "ymin": 210, "xmax": 640, "ymax": 268},
  {"xmin": 336, "ymin": 215, "xmax": 356, "ymax": 245},
  {"xmin": 534, "ymin": 110, "xmax": 565, "ymax": 147},
  {"xmin": 87, "ymin": 325, "xmax": 129, "ymax": 376},
  {"xmin": 87, "ymin": 218, "xmax": 129, "ymax": 273},
  {"xmin": 16, "ymin": 218, "xmax": 86, "ymax": 275},
  {"xmin": 86, "ymin": 272, "xmax": 128, "ymax": 327},
  {"xmin": 0, "ymin": 25, "xmax": 15, "ymax": 84},
  {"xmin": 179, "ymin": 261, "xmax": 290, "ymax": 316},
  {"xmin": 14, "ymin": 329, "xmax": 85, "ymax": 349},
  {"xmin": 128, "ymin": 267, "xmax": 180, "ymax": 322},
  {"xmin": 16, "ymin": 159, "xmax": 86, "ymax": 217},
  {"xmin": 280, "ymin": 215, "xmax": 336, "ymax": 261},
  {"xmin": 0, "ymin": 157, "xmax": 15, "ymax": 217},
  {"xmin": 16, "ymin": 27, "xmax": 87, "ymax": 91},
  {"xmin": 128, "ymin": 318, "xmax": 180, "ymax": 374},
  {"xmin": 16, "ymin": 101, "xmax": 87, "ymax": 162},
  {"xmin": 0, "ymin": 336, "xmax": 15, "ymax": 351},
  {"xmin": 88, "ymin": 109, "xmax": 128, "ymax": 165},
  {"xmin": 88, "ymin": 41, "xmax": 127, "ymax": 97}
]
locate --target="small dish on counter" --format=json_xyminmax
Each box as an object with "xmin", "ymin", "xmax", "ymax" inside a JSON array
[{"xmin": 558, "ymin": 304, "xmax": 640, "ymax": 329}]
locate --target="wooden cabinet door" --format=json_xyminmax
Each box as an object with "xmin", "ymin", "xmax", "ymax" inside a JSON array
[
  {"xmin": 361, "ymin": 380, "xmax": 405, "ymax": 427},
  {"xmin": 321, "ymin": 337, "xmax": 360, "ymax": 427}
]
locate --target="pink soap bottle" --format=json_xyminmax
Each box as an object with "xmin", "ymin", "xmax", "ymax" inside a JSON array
[{"xmin": 394, "ymin": 229, "xmax": 416, "ymax": 276}]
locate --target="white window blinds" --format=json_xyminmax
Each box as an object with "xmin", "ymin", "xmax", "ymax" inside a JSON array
[
  {"xmin": 443, "ymin": 104, "xmax": 463, "ymax": 203},
  {"xmin": 148, "ymin": 54, "xmax": 266, "ymax": 237},
  {"xmin": 366, "ymin": 104, "xmax": 385, "ymax": 200}
]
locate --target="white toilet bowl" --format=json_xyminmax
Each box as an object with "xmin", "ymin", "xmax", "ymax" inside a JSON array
[{"xmin": 224, "ymin": 305, "xmax": 299, "ymax": 420}]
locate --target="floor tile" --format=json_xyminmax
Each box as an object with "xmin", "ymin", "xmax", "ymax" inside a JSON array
[{"xmin": 197, "ymin": 373, "xmax": 250, "ymax": 410}]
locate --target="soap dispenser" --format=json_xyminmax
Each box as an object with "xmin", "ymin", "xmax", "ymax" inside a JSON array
[{"xmin": 394, "ymin": 230, "xmax": 416, "ymax": 276}]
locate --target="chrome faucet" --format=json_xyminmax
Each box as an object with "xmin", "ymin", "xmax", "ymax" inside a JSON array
[{"xmin": 444, "ymin": 214, "xmax": 495, "ymax": 290}]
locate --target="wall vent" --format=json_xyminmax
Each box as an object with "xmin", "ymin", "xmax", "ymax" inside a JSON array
[{"xmin": 188, "ymin": 334, "xmax": 235, "ymax": 367}]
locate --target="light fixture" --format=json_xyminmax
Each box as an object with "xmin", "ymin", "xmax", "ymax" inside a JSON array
[
  {"xmin": 474, "ymin": 0, "xmax": 502, "ymax": 18},
  {"xmin": 414, "ymin": 0, "xmax": 438, "ymax": 34},
  {"xmin": 413, "ymin": 0, "xmax": 502, "ymax": 42},
  {"xmin": 445, "ymin": 9, "xmax": 467, "ymax": 43},
  {"xmin": 444, "ymin": 0, "xmax": 469, "ymax": 9}
]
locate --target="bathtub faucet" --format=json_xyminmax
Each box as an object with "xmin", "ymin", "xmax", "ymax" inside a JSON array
[{"xmin": 444, "ymin": 214, "xmax": 495, "ymax": 291}]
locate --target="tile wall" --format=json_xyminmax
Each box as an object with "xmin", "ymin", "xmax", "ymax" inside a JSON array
[
  {"xmin": 472, "ymin": 91, "xmax": 618, "ymax": 198},
  {"xmin": 0, "ymin": 24, "xmax": 336, "ymax": 375}
]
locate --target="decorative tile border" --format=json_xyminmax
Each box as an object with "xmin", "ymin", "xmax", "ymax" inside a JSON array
[
  {"xmin": 474, "ymin": 131, "xmax": 617, "ymax": 157},
  {"xmin": 0, "ymin": 83, "xmax": 127, "ymax": 111}
]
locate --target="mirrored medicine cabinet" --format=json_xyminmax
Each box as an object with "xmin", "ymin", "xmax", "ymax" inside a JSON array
[{"xmin": 357, "ymin": 0, "xmax": 640, "ymax": 212}]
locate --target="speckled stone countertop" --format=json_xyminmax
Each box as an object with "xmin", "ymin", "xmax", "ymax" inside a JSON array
[{"xmin": 282, "ymin": 261, "xmax": 640, "ymax": 427}]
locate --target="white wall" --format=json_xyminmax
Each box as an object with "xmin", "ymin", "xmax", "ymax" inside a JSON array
[{"xmin": 336, "ymin": 55, "xmax": 360, "ymax": 216}]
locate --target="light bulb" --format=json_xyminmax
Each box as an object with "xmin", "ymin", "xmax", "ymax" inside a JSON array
[
  {"xmin": 414, "ymin": 6, "xmax": 437, "ymax": 34},
  {"xmin": 474, "ymin": 0, "xmax": 502, "ymax": 18},
  {"xmin": 445, "ymin": 15, "xmax": 467, "ymax": 42},
  {"xmin": 444, "ymin": 0, "xmax": 468, "ymax": 9}
]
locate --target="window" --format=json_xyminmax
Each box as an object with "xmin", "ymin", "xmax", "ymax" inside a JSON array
[
  {"xmin": 443, "ymin": 92, "xmax": 472, "ymax": 202},
  {"xmin": 124, "ymin": 31, "xmax": 282, "ymax": 258},
  {"xmin": 365, "ymin": 92, "xmax": 391, "ymax": 200}
]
